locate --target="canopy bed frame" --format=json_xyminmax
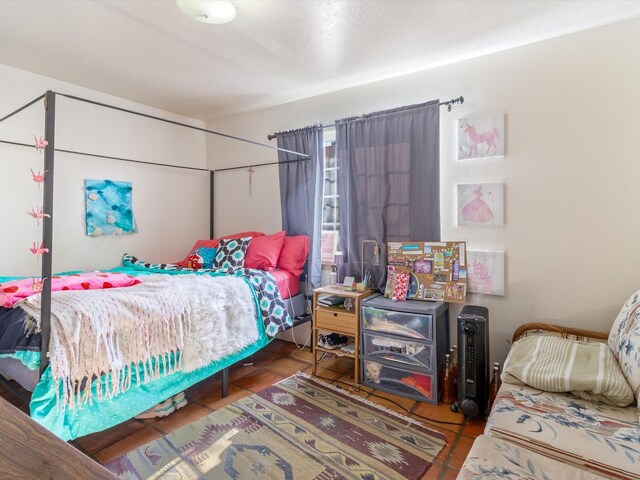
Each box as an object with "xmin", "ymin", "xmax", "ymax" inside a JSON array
[{"xmin": 0, "ymin": 90, "xmax": 311, "ymax": 409}]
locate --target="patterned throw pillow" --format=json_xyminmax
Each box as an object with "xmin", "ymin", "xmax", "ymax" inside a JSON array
[
  {"xmin": 608, "ymin": 289, "xmax": 640, "ymax": 407},
  {"xmin": 186, "ymin": 247, "xmax": 217, "ymax": 269},
  {"xmin": 213, "ymin": 237, "xmax": 252, "ymax": 270}
]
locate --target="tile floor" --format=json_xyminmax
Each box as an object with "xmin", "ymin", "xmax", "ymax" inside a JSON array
[{"xmin": 0, "ymin": 340, "xmax": 485, "ymax": 479}]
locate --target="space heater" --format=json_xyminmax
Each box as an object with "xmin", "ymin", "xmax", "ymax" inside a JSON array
[{"xmin": 456, "ymin": 305, "xmax": 489, "ymax": 418}]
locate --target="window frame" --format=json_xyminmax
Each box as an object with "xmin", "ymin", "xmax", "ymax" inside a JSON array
[{"xmin": 320, "ymin": 127, "xmax": 341, "ymax": 264}]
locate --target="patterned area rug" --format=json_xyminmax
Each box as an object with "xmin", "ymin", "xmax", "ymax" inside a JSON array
[{"xmin": 105, "ymin": 373, "xmax": 447, "ymax": 479}]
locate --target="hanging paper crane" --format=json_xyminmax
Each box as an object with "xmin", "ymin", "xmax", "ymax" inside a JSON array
[
  {"xmin": 29, "ymin": 242, "xmax": 49, "ymax": 256},
  {"xmin": 26, "ymin": 206, "xmax": 50, "ymax": 226},
  {"xmin": 247, "ymin": 165, "xmax": 255, "ymax": 195},
  {"xmin": 33, "ymin": 135, "xmax": 48, "ymax": 151},
  {"xmin": 30, "ymin": 169, "xmax": 47, "ymax": 188},
  {"xmin": 31, "ymin": 277, "xmax": 46, "ymax": 293}
]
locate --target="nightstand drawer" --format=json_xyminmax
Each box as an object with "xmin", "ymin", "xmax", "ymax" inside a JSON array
[
  {"xmin": 315, "ymin": 308, "xmax": 357, "ymax": 335},
  {"xmin": 362, "ymin": 306, "xmax": 432, "ymax": 340}
]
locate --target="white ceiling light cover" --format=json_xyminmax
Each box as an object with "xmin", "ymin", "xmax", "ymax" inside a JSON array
[{"xmin": 176, "ymin": 0, "xmax": 236, "ymax": 24}]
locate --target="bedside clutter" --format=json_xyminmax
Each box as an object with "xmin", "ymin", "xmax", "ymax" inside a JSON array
[
  {"xmin": 458, "ymin": 289, "xmax": 640, "ymax": 480},
  {"xmin": 360, "ymin": 294, "xmax": 448, "ymax": 404}
]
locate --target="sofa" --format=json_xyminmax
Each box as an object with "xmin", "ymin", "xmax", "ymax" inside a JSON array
[{"xmin": 458, "ymin": 290, "xmax": 640, "ymax": 479}]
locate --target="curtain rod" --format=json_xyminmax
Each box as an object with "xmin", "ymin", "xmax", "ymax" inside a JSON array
[
  {"xmin": 0, "ymin": 139, "xmax": 308, "ymax": 173},
  {"xmin": 267, "ymin": 96, "xmax": 464, "ymax": 140},
  {"xmin": 53, "ymin": 91, "xmax": 310, "ymax": 159},
  {"xmin": 215, "ymin": 157, "xmax": 308, "ymax": 173}
]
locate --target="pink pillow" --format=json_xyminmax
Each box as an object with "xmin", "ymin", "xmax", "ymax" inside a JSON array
[
  {"xmin": 277, "ymin": 235, "xmax": 309, "ymax": 276},
  {"xmin": 245, "ymin": 231, "xmax": 286, "ymax": 271},
  {"xmin": 220, "ymin": 231, "xmax": 264, "ymax": 240},
  {"xmin": 177, "ymin": 239, "xmax": 220, "ymax": 267}
]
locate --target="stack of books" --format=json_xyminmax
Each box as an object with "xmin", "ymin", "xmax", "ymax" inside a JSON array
[{"xmin": 317, "ymin": 295, "xmax": 344, "ymax": 308}]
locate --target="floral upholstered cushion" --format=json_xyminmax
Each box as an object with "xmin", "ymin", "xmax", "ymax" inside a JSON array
[
  {"xmin": 609, "ymin": 290, "xmax": 640, "ymax": 405},
  {"xmin": 486, "ymin": 383, "xmax": 640, "ymax": 480},
  {"xmin": 458, "ymin": 435, "xmax": 608, "ymax": 480}
]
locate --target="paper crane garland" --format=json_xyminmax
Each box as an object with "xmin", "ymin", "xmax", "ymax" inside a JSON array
[
  {"xmin": 31, "ymin": 277, "xmax": 47, "ymax": 293},
  {"xmin": 29, "ymin": 242, "xmax": 49, "ymax": 256},
  {"xmin": 30, "ymin": 169, "xmax": 47, "ymax": 188},
  {"xmin": 247, "ymin": 166, "xmax": 254, "ymax": 195},
  {"xmin": 33, "ymin": 135, "xmax": 48, "ymax": 151},
  {"xmin": 26, "ymin": 134, "xmax": 50, "ymax": 266},
  {"xmin": 27, "ymin": 206, "xmax": 50, "ymax": 226}
]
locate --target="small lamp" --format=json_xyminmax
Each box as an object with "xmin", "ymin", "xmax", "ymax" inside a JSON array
[{"xmin": 361, "ymin": 239, "xmax": 381, "ymax": 285}]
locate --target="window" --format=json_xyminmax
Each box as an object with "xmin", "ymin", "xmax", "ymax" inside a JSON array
[{"xmin": 320, "ymin": 127, "xmax": 341, "ymax": 264}]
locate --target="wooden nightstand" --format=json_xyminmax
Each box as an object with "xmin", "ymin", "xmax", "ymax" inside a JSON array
[{"xmin": 312, "ymin": 285, "xmax": 373, "ymax": 384}]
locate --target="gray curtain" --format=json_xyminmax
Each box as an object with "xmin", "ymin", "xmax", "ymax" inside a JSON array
[
  {"xmin": 277, "ymin": 126, "xmax": 323, "ymax": 288},
  {"xmin": 336, "ymin": 101, "xmax": 440, "ymax": 290}
]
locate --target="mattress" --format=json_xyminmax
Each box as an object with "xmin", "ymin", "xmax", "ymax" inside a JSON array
[
  {"xmin": 0, "ymin": 308, "xmax": 307, "ymax": 396},
  {"xmin": 270, "ymin": 269, "xmax": 301, "ymax": 299},
  {"xmin": 0, "ymin": 305, "xmax": 37, "ymax": 391},
  {"xmin": 0, "ymin": 263, "xmax": 300, "ymax": 440},
  {"xmin": 0, "ymin": 292, "xmax": 306, "ymax": 393},
  {"xmin": 0, "ymin": 357, "xmax": 38, "ymax": 392},
  {"xmin": 0, "ymin": 280, "xmax": 304, "ymax": 394}
]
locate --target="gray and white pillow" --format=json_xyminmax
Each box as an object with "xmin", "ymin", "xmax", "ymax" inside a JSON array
[{"xmin": 213, "ymin": 237, "xmax": 252, "ymax": 270}]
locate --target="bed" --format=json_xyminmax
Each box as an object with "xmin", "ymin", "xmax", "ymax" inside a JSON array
[
  {"xmin": 0, "ymin": 246, "xmax": 307, "ymax": 441},
  {"xmin": 0, "ymin": 91, "xmax": 314, "ymax": 442},
  {"xmin": 0, "ymin": 266, "xmax": 304, "ymax": 392}
]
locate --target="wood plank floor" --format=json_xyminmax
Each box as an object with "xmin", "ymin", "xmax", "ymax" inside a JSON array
[{"xmin": 0, "ymin": 340, "xmax": 485, "ymax": 479}]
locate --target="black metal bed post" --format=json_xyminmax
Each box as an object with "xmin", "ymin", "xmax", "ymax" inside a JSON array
[
  {"xmin": 39, "ymin": 91, "xmax": 56, "ymax": 376},
  {"xmin": 209, "ymin": 170, "xmax": 215, "ymax": 239},
  {"xmin": 209, "ymin": 169, "xmax": 229, "ymax": 397}
]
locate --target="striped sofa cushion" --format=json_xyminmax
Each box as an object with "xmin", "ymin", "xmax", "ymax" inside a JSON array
[{"xmin": 503, "ymin": 332, "xmax": 634, "ymax": 406}]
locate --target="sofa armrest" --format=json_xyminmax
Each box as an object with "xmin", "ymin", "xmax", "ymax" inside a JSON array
[{"xmin": 512, "ymin": 322, "xmax": 608, "ymax": 343}]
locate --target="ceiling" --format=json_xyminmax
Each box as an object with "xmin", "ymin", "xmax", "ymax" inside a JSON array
[{"xmin": 1, "ymin": 1, "xmax": 639, "ymax": 121}]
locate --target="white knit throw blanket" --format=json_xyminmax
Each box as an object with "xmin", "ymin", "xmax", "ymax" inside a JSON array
[{"xmin": 20, "ymin": 274, "xmax": 257, "ymax": 410}]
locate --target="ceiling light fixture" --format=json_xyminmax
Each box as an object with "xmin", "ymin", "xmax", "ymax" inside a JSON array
[{"xmin": 176, "ymin": 0, "xmax": 236, "ymax": 24}]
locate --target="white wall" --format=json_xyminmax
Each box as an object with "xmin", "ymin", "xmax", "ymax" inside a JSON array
[
  {"xmin": 0, "ymin": 65, "xmax": 209, "ymax": 275},
  {"xmin": 207, "ymin": 18, "xmax": 640, "ymax": 364}
]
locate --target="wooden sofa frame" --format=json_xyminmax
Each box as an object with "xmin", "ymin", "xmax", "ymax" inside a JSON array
[{"xmin": 512, "ymin": 322, "xmax": 608, "ymax": 343}]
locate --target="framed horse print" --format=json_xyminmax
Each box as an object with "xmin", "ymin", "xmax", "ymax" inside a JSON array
[{"xmin": 457, "ymin": 112, "xmax": 505, "ymax": 160}]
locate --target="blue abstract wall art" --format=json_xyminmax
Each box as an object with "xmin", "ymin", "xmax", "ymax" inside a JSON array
[{"xmin": 85, "ymin": 179, "xmax": 137, "ymax": 236}]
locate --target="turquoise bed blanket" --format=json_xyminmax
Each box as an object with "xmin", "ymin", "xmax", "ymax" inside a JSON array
[
  {"xmin": 17, "ymin": 263, "xmax": 285, "ymax": 440},
  {"xmin": 31, "ymin": 334, "xmax": 267, "ymax": 441}
]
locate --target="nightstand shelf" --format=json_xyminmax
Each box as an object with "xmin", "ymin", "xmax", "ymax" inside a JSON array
[
  {"xmin": 313, "ymin": 346, "xmax": 356, "ymax": 358},
  {"xmin": 312, "ymin": 285, "xmax": 373, "ymax": 383}
]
